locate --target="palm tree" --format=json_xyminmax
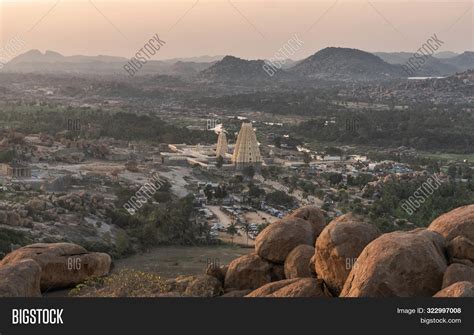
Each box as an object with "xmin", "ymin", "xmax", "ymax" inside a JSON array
[
  {"xmin": 226, "ymin": 223, "xmax": 238, "ymax": 245},
  {"xmin": 241, "ymin": 221, "xmax": 252, "ymax": 247}
]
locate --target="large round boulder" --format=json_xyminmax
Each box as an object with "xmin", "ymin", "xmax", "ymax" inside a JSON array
[
  {"xmin": 185, "ymin": 275, "xmax": 223, "ymax": 297},
  {"xmin": 284, "ymin": 245, "xmax": 315, "ymax": 279},
  {"xmin": 0, "ymin": 259, "xmax": 42, "ymax": 297},
  {"xmin": 224, "ymin": 253, "xmax": 273, "ymax": 291},
  {"xmin": 447, "ymin": 236, "xmax": 474, "ymax": 263},
  {"xmin": 434, "ymin": 281, "xmax": 474, "ymax": 297},
  {"xmin": 315, "ymin": 213, "xmax": 381, "ymax": 295},
  {"xmin": 341, "ymin": 229, "xmax": 447, "ymax": 297},
  {"xmin": 290, "ymin": 206, "xmax": 326, "ymax": 237},
  {"xmin": 428, "ymin": 205, "xmax": 474, "ymax": 242},
  {"xmin": 256, "ymin": 217, "xmax": 315, "ymax": 263},
  {"xmin": 442, "ymin": 263, "xmax": 474, "ymax": 288},
  {"xmin": 0, "ymin": 243, "xmax": 112, "ymax": 291}
]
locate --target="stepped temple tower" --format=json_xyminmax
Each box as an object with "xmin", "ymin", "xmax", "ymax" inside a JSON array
[
  {"xmin": 216, "ymin": 131, "xmax": 228, "ymax": 158},
  {"xmin": 232, "ymin": 122, "xmax": 261, "ymax": 170}
]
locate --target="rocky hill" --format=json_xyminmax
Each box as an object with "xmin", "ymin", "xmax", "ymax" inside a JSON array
[
  {"xmin": 375, "ymin": 51, "xmax": 474, "ymax": 76},
  {"xmin": 2, "ymin": 203, "xmax": 472, "ymax": 298},
  {"xmin": 290, "ymin": 47, "xmax": 405, "ymax": 81},
  {"xmin": 445, "ymin": 51, "xmax": 474, "ymax": 72},
  {"xmin": 198, "ymin": 55, "xmax": 286, "ymax": 83}
]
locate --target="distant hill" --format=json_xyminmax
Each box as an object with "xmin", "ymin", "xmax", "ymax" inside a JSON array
[
  {"xmin": 289, "ymin": 47, "xmax": 405, "ymax": 81},
  {"xmin": 168, "ymin": 61, "xmax": 214, "ymax": 77},
  {"xmin": 162, "ymin": 55, "xmax": 224, "ymax": 64},
  {"xmin": 8, "ymin": 49, "xmax": 127, "ymax": 64},
  {"xmin": 4, "ymin": 48, "xmax": 472, "ymax": 81},
  {"xmin": 198, "ymin": 55, "xmax": 286, "ymax": 82},
  {"xmin": 374, "ymin": 52, "xmax": 459, "ymax": 76},
  {"xmin": 443, "ymin": 51, "xmax": 474, "ymax": 72},
  {"xmin": 434, "ymin": 51, "xmax": 459, "ymax": 59},
  {"xmin": 375, "ymin": 51, "xmax": 474, "ymax": 76},
  {"xmin": 3, "ymin": 50, "xmax": 212, "ymax": 77}
]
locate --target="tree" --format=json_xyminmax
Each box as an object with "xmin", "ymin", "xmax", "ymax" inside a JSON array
[
  {"xmin": 226, "ymin": 223, "xmax": 238, "ymax": 245},
  {"xmin": 447, "ymin": 165, "xmax": 457, "ymax": 179},
  {"xmin": 241, "ymin": 221, "xmax": 251, "ymax": 246},
  {"xmin": 204, "ymin": 185, "xmax": 214, "ymax": 200},
  {"xmin": 327, "ymin": 173, "xmax": 343, "ymax": 186},
  {"xmin": 216, "ymin": 155, "xmax": 224, "ymax": 168},
  {"xmin": 303, "ymin": 152, "xmax": 311, "ymax": 165},
  {"xmin": 242, "ymin": 165, "xmax": 255, "ymax": 180},
  {"xmin": 115, "ymin": 231, "xmax": 131, "ymax": 256}
]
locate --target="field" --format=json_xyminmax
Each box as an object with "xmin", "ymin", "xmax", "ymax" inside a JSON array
[
  {"xmin": 113, "ymin": 245, "xmax": 253, "ymax": 279},
  {"xmin": 420, "ymin": 152, "xmax": 474, "ymax": 163}
]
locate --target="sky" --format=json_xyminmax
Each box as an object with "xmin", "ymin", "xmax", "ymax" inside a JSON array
[{"xmin": 0, "ymin": 0, "xmax": 472, "ymax": 61}]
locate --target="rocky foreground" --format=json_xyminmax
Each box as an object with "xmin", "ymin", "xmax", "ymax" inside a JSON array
[{"xmin": 0, "ymin": 205, "xmax": 473, "ymax": 298}]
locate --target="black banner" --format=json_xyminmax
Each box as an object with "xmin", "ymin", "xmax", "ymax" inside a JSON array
[{"xmin": 0, "ymin": 298, "xmax": 472, "ymax": 335}]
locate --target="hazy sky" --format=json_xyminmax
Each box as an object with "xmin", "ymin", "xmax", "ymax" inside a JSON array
[{"xmin": 0, "ymin": 0, "xmax": 472, "ymax": 60}]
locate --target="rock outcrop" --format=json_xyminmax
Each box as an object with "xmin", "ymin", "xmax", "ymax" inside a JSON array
[
  {"xmin": 315, "ymin": 214, "xmax": 381, "ymax": 295},
  {"xmin": 247, "ymin": 278, "xmax": 331, "ymax": 298},
  {"xmin": 246, "ymin": 279, "xmax": 300, "ymax": 297},
  {"xmin": 205, "ymin": 264, "xmax": 228, "ymax": 284},
  {"xmin": 284, "ymin": 245, "xmax": 315, "ymax": 279},
  {"xmin": 256, "ymin": 217, "xmax": 315, "ymax": 263},
  {"xmin": 271, "ymin": 278, "xmax": 331, "ymax": 297},
  {"xmin": 185, "ymin": 275, "xmax": 223, "ymax": 297},
  {"xmin": 428, "ymin": 204, "xmax": 474, "ymax": 241},
  {"xmin": 224, "ymin": 253, "xmax": 273, "ymax": 290},
  {"xmin": 447, "ymin": 236, "xmax": 474, "ymax": 264},
  {"xmin": 341, "ymin": 229, "xmax": 447, "ymax": 297},
  {"xmin": 290, "ymin": 206, "xmax": 327, "ymax": 237},
  {"xmin": 434, "ymin": 281, "xmax": 474, "ymax": 297},
  {"xmin": 442, "ymin": 263, "xmax": 474, "ymax": 288},
  {"xmin": 0, "ymin": 243, "xmax": 112, "ymax": 290},
  {"xmin": 0, "ymin": 259, "xmax": 42, "ymax": 297}
]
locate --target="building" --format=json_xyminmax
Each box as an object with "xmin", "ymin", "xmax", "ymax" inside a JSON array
[
  {"xmin": 2, "ymin": 161, "xmax": 32, "ymax": 178},
  {"xmin": 232, "ymin": 122, "xmax": 262, "ymax": 170},
  {"xmin": 216, "ymin": 132, "xmax": 228, "ymax": 158}
]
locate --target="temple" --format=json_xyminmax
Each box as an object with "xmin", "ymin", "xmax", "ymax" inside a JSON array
[{"xmin": 232, "ymin": 122, "xmax": 261, "ymax": 170}]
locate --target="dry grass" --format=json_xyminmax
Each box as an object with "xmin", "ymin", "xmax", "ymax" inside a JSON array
[{"xmin": 70, "ymin": 269, "xmax": 168, "ymax": 297}]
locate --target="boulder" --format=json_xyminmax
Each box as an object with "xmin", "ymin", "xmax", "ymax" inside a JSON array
[
  {"xmin": 309, "ymin": 254, "xmax": 317, "ymax": 277},
  {"xmin": 442, "ymin": 263, "xmax": 474, "ymax": 288},
  {"xmin": 246, "ymin": 279, "xmax": 300, "ymax": 297},
  {"xmin": 290, "ymin": 206, "xmax": 326, "ymax": 236},
  {"xmin": 270, "ymin": 264, "xmax": 286, "ymax": 281},
  {"xmin": 447, "ymin": 236, "xmax": 474, "ymax": 263},
  {"xmin": 256, "ymin": 217, "xmax": 315, "ymax": 263},
  {"xmin": 0, "ymin": 243, "xmax": 112, "ymax": 291},
  {"xmin": 205, "ymin": 264, "xmax": 228, "ymax": 284},
  {"xmin": 185, "ymin": 275, "xmax": 223, "ymax": 297},
  {"xmin": 26, "ymin": 199, "xmax": 47, "ymax": 212},
  {"xmin": 221, "ymin": 289, "xmax": 252, "ymax": 297},
  {"xmin": 428, "ymin": 204, "xmax": 474, "ymax": 242},
  {"xmin": 341, "ymin": 229, "xmax": 447, "ymax": 297},
  {"xmin": 6, "ymin": 211, "xmax": 22, "ymax": 226},
  {"xmin": 284, "ymin": 245, "xmax": 315, "ymax": 279},
  {"xmin": 315, "ymin": 214, "xmax": 381, "ymax": 295},
  {"xmin": 165, "ymin": 275, "xmax": 195, "ymax": 294},
  {"xmin": 0, "ymin": 259, "xmax": 42, "ymax": 297},
  {"xmin": 224, "ymin": 253, "xmax": 273, "ymax": 291},
  {"xmin": 434, "ymin": 281, "xmax": 474, "ymax": 297},
  {"xmin": 271, "ymin": 278, "xmax": 331, "ymax": 298}
]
